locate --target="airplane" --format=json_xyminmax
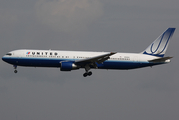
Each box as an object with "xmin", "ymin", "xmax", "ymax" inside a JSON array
[{"xmin": 2, "ymin": 28, "xmax": 175, "ymax": 77}]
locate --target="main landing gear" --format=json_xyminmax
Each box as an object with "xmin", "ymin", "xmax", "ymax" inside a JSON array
[
  {"xmin": 83, "ymin": 65, "xmax": 92, "ymax": 77},
  {"xmin": 83, "ymin": 71, "xmax": 92, "ymax": 77},
  {"xmin": 13, "ymin": 65, "xmax": 18, "ymax": 73}
]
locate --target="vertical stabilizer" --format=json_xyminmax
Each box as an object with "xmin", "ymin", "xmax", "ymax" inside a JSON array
[{"xmin": 142, "ymin": 28, "xmax": 175, "ymax": 57}]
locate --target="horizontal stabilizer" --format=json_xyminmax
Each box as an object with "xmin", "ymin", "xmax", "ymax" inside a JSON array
[{"xmin": 148, "ymin": 57, "xmax": 173, "ymax": 63}]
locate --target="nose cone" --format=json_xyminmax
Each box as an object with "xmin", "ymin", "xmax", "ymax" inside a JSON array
[
  {"xmin": 2, "ymin": 56, "xmax": 9, "ymax": 63},
  {"xmin": 2, "ymin": 56, "xmax": 7, "ymax": 62},
  {"xmin": 2, "ymin": 55, "xmax": 15, "ymax": 65},
  {"xmin": 2, "ymin": 56, "xmax": 5, "ymax": 61}
]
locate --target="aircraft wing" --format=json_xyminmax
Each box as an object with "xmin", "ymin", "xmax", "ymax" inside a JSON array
[
  {"xmin": 148, "ymin": 57, "xmax": 173, "ymax": 63},
  {"xmin": 75, "ymin": 52, "xmax": 117, "ymax": 67}
]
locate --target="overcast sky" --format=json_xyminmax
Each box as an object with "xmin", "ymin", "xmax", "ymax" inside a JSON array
[{"xmin": 1, "ymin": 0, "xmax": 179, "ymax": 120}]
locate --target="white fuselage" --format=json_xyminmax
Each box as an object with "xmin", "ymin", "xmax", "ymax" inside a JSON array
[
  {"xmin": 1, "ymin": 28, "xmax": 174, "ymax": 76},
  {"xmin": 2, "ymin": 49, "xmax": 167, "ymax": 70}
]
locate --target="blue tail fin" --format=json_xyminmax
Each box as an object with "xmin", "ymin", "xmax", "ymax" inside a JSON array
[{"xmin": 142, "ymin": 28, "xmax": 175, "ymax": 57}]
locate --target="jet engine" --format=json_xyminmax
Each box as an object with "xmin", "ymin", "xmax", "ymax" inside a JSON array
[{"xmin": 60, "ymin": 61, "xmax": 79, "ymax": 71}]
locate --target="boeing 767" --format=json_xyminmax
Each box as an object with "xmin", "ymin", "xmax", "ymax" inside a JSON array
[{"xmin": 2, "ymin": 28, "xmax": 175, "ymax": 77}]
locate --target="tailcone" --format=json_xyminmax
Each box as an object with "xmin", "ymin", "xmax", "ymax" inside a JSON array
[{"xmin": 165, "ymin": 59, "xmax": 171, "ymax": 63}]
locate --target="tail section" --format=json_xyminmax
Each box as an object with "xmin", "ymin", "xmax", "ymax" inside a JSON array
[{"xmin": 142, "ymin": 28, "xmax": 175, "ymax": 57}]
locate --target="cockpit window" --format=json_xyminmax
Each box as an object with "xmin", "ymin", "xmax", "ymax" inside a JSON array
[{"xmin": 6, "ymin": 53, "xmax": 12, "ymax": 56}]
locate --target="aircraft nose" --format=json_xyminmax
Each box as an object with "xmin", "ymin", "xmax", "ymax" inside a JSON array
[
  {"xmin": 2, "ymin": 56, "xmax": 7, "ymax": 62},
  {"xmin": 2, "ymin": 56, "xmax": 5, "ymax": 61}
]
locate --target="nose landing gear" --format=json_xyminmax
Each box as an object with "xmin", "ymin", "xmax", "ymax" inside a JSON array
[{"xmin": 13, "ymin": 65, "xmax": 18, "ymax": 73}]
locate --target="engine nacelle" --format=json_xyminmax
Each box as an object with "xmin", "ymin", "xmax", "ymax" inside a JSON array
[{"xmin": 60, "ymin": 61, "xmax": 79, "ymax": 71}]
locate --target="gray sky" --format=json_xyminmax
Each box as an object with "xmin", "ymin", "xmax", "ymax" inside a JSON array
[{"xmin": 1, "ymin": 0, "xmax": 179, "ymax": 120}]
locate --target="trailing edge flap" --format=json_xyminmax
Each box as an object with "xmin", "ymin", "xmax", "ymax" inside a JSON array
[
  {"xmin": 75, "ymin": 52, "xmax": 117, "ymax": 65},
  {"xmin": 148, "ymin": 57, "xmax": 173, "ymax": 63}
]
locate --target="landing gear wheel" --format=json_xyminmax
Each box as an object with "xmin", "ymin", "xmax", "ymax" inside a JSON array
[
  {"xmin": 83, "ymin": 71, "xmax": 92, "ymax": 77},
  {"xmin": 83, "ymin": 73, "xmax": 88, "ymax": 77},
  {"xmin": 14, "ymin": 70, "xmax": 18, "ymax": 73},
  {"xmin": 88, "ymin": 71, "xmax": 92, "ymax": 76},
  {"xmin": 83, "ymin": 65, "xmax": 93, "ymax": 77}
]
